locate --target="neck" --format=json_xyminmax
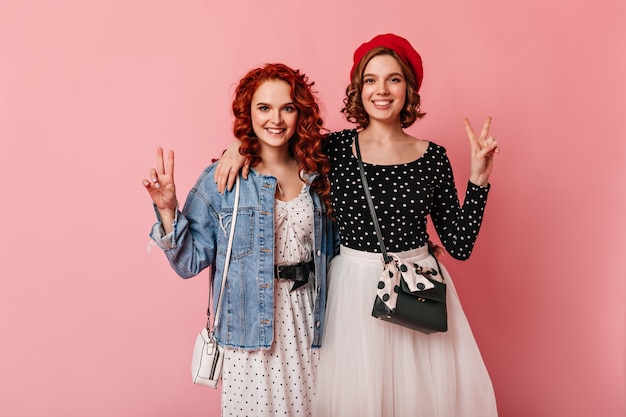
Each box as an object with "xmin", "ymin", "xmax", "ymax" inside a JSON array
[
  {"xmin": 253, "ymin": 151, "xmax": 302, "ymax": 201},
  {"xmin": 257, "ymin": 145, "xmax": 293, "ymax": 166},
  {"xmin": 360, "ymin": 119, "xmax": 406, "ymax": 143},
  {"xmin": 255, "ymin": 151, "xmax": 297, "ymax": 177}
]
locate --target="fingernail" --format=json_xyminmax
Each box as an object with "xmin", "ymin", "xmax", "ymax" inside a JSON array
[
  {"xmin": 155, "ymin": 182, "xmax": 161, "ymax": 189},
  {"xmin": 152, "ymin": 177, "xmax": 158, "ymax": 182},
  {"xmin": 144, "ymin": 180, "xmax": 150, "ymax": 186}
]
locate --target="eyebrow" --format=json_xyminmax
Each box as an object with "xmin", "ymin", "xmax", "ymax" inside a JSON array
[
  {"xmin": 363, "ymin": 72, "xmax": 404, "ymax": 78},
  {"xmin": 254, "ymin": 102, "xmax": 296, "ymax": 107}
]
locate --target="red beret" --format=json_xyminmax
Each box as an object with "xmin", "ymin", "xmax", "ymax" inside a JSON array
[{"xmin": 350, "ymin": 33, "xmax": 424, "ymax": 91}]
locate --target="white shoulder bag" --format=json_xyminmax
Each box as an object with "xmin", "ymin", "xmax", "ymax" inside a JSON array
[{"xmin": 191, "ymin": 175, "xmax": 240, "ymax": 388}]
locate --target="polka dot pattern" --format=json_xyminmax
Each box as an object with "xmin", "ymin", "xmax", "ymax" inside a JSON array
[
  {"xmin": 328, "ymin": 129, "xmax": 489, "ymax": 259},
  {"xmin": 221, "ymin": 183, "xmax": 318, "ymax": 416}
]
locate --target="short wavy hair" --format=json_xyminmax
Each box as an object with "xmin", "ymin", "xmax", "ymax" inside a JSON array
[
  {"xmin": 342, "ymin": 47, "xmax": 425, "ymax": 129},
  {"xmin": 232, "ymin": 63, "xmax": 331, "ymax": 213}
]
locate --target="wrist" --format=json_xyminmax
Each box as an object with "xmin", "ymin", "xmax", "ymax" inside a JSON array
[
  {"xmin": 157, "ymin": 205, "xmax": 176, "ymax": 218},
  {"xmin": 157, "ymin": 203, "xmax": 177, "ymax": 223},
  {"xmin": 469, "ymin": 174, "xmax": 489, "ymax": 187}
]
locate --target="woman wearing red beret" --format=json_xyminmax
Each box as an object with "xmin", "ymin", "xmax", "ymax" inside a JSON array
[{"xmin": 216, "ymin": 33, "xmax": 499, "ymax": 416}]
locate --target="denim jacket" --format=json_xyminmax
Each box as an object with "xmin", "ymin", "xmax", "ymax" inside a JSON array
[{"xmin": 150, "ymin": 163, "xmax": 336, "ymax": 350}]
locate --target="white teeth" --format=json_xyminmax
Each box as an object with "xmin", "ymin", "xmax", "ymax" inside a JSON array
[
  {"xmin": 373, "ymin": 100, "xmax": 392, "ymax": 106},
  {"xmin": 267, "ymin": 128, "xmax": 284, "ymax": 134}
]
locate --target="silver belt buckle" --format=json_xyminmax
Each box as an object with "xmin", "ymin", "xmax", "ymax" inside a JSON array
[{"xmin": 275, "ymin": 264, "xmax": 285, "ymax": 278}]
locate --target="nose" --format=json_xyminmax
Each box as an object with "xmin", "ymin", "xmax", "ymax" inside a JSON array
[
  {"xmin": 376, "ymin": 82, "xmax": 390, "ymax": 95},
  {"xmin": 270, "ymin": 109, "xmax": 283, "ymax": 125}
]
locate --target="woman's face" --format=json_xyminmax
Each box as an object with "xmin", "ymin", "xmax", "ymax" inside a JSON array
[
  {"xmin": 360, "ymin": 54, "xmax": 407, "ymax": 125},
  {"xmin": 250, "ymin": 79, "xmax": 298, "ymax": 150}
]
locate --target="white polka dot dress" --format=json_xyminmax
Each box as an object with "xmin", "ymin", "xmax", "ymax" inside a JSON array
[{"xmin": 221, "ymin": 183, "xmax": 318, "ymax": 417}]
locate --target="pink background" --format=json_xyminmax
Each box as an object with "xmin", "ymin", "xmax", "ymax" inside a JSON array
[{"xmin": 1, "ymin": 1, "xmax": 624, "ymax": 416}]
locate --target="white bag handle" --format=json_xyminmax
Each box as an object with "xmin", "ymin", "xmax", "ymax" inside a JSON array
[{"xmin": 209, "ymin": 175, "xmax": 240, "ymax": 333}]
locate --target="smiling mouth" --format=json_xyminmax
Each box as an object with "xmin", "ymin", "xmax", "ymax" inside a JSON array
[
  {"xmin": 373, "ymin": 100, "xmax": 393, "ymax": 107},
  {"xmin": 266, "ymin": 128, "xmax": 286, "ymax": 134}
]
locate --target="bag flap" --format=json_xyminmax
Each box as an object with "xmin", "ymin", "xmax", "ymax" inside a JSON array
[{"xmin": 400, "ymin": 278, "xmax": 446, "ymax": 303}]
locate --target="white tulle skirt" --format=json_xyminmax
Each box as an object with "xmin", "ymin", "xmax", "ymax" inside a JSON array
[{"xmin": 315, "ymin": 245, "xmax": 498, "ymax": 417}]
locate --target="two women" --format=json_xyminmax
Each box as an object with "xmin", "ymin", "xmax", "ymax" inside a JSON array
[{"xmin": 217, "ymin": 34, "xmax": 500, "ymax": 416}]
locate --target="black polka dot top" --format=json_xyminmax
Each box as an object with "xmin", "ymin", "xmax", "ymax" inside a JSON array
[{"xmin": 327, "ymin": 129, "xmax": 490, "ymax": 260}]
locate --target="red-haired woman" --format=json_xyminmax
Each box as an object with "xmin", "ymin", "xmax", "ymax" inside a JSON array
[{"xmin": 143, "ymin": 63, "xmax": 334, "ymax": 416}]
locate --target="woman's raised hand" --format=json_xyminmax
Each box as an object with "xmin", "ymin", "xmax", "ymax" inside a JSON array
[
  {"xmin": 143, "ymin": 147, "xmax": 178, "ymax": 231},
  {"xmin": 214, "ymin": 140, "xmax": 248, "ymax": 193},
  {"xmin": 464, "ymin": 117, "xmax": 499, "ymax": 187}
]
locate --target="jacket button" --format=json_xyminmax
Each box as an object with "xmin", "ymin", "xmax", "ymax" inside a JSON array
[
  {"xmin": 316, "ymin": 250, "xmax": 321, "ymax": 256},
  {"xmin": 315, "ymin": 321, "xmax": 321, "ymax": 328}
]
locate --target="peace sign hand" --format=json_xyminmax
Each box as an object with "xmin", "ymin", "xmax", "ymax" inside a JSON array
[
  {"xmin": 142, "ymin": 147, "xmax": 178, "ymax": 232},
  {"xmin": 464, "ymin": 117, "xmax": 499, "ymax": 187}
]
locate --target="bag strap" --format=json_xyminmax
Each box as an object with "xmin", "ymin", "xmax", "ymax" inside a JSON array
[
  {"xmin": 207, "ymin": 175, "xmax": 241, "ymax": 332},
  {"xmin": 354, "ymin": 135, "xmax": 443, "ymax": 279},
  {"xmin": 354, "ymin": 135, "xmax": 389, "ymax": 263}
]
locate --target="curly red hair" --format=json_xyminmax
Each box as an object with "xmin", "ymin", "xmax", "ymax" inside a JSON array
[
  {"xmin": 232, "ymin": 63, "xmax": 332, "ymax": 214},
  {"xmin": 342, "ymin": 47, "xmax": 425, "ymax": 129}
]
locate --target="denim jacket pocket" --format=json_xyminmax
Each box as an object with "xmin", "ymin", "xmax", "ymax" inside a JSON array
[{"xmin": 217, "ymin": 209, "xmax": 254, "ymax": 259}]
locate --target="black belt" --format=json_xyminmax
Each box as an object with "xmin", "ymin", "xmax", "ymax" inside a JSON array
[{"xmin": 274, "ymin": 260, "xmax": 314, "ymax": 292}]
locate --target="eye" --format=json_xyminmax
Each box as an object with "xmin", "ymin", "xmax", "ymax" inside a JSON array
[
  {"xmin": 258, "ymin": 105, "xmax": 269, "ymax": 111},
  {"xmin": 390, "ymin": 76, "xmax": 403, "ymax": 83},
  {"xmin": 363, "ymin": 78, "xmax": 375, "ymax": 84},
  {"xmin": 282, "ymin": 105, "xmax": 296, "ymax": 113}
]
